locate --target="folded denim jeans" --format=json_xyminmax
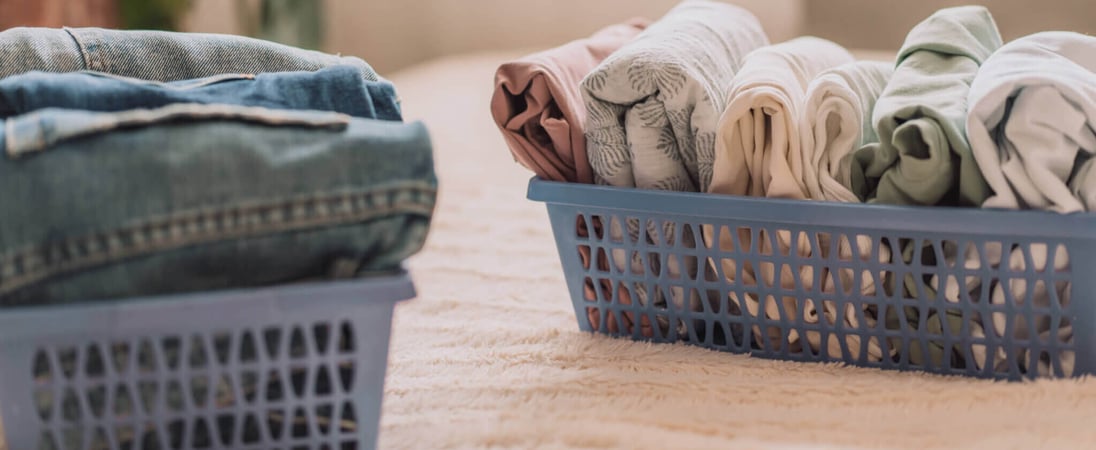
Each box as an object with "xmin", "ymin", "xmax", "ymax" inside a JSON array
[
  {"xmin": 0, "ymin": 66, "xmax": 401, "ymax": 121},
  {"xmin": 0, "ymin": 27, "xmax": 381, "ymax": 82},
  {"xmin": 0, "ymin": 104, "xmax": 436, "ymax": 305}
]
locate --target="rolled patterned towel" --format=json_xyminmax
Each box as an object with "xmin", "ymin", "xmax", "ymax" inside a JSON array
[
  {"xmin": 710, "ymin": 36, "xmax": 854, "ymax": 199},
  {"xmin": 581, "ymin": 0, "xmax": 766, "ymax": 338},
  {"xmin": 967, "ymin": 31, "xmax": 1096, "ymax": 213},
  {"xmin": 491, "ymin": 19, "xmax": 649, "ymax": 183},
  {"xmin": 802, "ymin": 61, "xmax": 893, "ymax": 203},
  {"xmin": 845, "ymin": 6, "xmax": 1001, "ymax": 207},
  {"xmin": 582, "ymin": 0, "xmax": 768, "ymax": 192}
]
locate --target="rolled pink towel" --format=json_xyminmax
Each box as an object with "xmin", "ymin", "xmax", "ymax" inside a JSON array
[{"xmin": 491, "ymin": 19, "xmax": 649, "ymax": 183}]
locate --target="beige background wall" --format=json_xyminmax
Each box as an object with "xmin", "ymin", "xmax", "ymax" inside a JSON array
[
  {"xmin": 182, "ymin": 0, "xmax": 804, "ymax": 74},
  {"xmin": 322, "ymin": 0, "xmax": 805, "ymax": 74},
  {"xmin": 806, "ymin": 0, "xmax": 1096, "ymax": 51},
  {"xmin": 182, "ymin": 0, "xmax": 1094, "ymax": 75},
  {"xmin": 180, "ymin": 0, "xmax": 238, "ymax": 36}
]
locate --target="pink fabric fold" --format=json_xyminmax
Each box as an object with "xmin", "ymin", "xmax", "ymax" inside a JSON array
[{"xmin": 491, "ymin": 19, "xmax": 649, "ymax": 183}]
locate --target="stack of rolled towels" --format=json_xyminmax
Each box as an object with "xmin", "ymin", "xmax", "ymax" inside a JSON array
[{"xmin": 491, "ymin": 0, "xmax": 1093, "ymax": 375}]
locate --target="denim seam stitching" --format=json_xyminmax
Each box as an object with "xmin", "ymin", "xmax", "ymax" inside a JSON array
[
  {"xmin": 62, "ymin": 27, "xmax": 96, "ymax": 72},
  {"xmin": 0, "ymin": 182, "xmax": 437, "ymax": 296}
]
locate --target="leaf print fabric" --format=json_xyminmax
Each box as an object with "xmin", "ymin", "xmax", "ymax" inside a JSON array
[{"xmin": 580, "ymin": 0, "xmax": 769, "ymax": 192}]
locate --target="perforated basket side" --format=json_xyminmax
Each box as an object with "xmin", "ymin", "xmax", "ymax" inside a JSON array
[
  {"xmin": 529, "ymin": 178, "xmax": 1096, "ymax": 380},
  {"xmin": 0, "ymin": 275, "xmax": 413, "ymax": 450}
]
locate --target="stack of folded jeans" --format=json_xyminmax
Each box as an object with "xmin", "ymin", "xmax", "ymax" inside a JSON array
[{"xmin": 0, "ymin": 27, "xmax": 437, "ymax": 306}]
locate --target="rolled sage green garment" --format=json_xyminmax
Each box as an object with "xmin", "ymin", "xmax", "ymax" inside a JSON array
[
  {"xmin": 844, "ymin": 6, "xmax": 1001, "ymax": 207},
  {"xmin": 884, "ymin": 303, "xmax": 967, "ymax": 369},
  {"xmin": 885, "ymin": 242, "xmax": 990, "ymax": 370}
]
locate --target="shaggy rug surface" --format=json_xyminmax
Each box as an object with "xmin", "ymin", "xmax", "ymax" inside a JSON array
[{"xmin": 377, "ymin": 52, "xmax": 1096, "ymax": 449}]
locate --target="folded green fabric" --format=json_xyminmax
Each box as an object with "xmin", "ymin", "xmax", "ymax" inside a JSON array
[
  {"xmin": 844, "ymin": 6, "xmax": 1001, "ymax": 206},
  {"xmin": 884, "ymin": 301, "xmax": 966, "ymax": 368},
  {"xmin": 884, "ymin": 243, "xmax": 967, "ymax": 368}
]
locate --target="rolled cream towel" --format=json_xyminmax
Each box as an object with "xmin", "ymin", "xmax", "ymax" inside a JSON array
[
  {"xmin": 967, "ymin": 31, "xmax": 1096, "ymax": 213},
  {"xmin": 707, "ymin": 36, "xmax": 853, "ymax": 354},
  {"xmin": 802, "ymin": 61, "xmax": 893, "ymax": 203},
  {"xmin": 710, "ymin": 36, "xmax": 854, "ymax": 199},
  {"xmin": 740, "ymin": 58, "xmax": 894, "ymax": 361},
  {"xmin": 582, "ymin": 0, "xmax": 768, "ymax": 192},
  {"xmin": 698, "ymin": 228, "xmax": 892, "ymax": 357},
  {"xmin": 815, "ymin": 236, "xmax": 893, "ymax": 362},
  {"xmin": 844, "ymin": 6, "xmax": 1001, "ymax": 207},
  {"xmin": 747, "ymin": 233, "xmax": 894, "ymax": 360},
  {"xmin": 491, "ymin": 19, "xmax": 649, "ymax": 183}
]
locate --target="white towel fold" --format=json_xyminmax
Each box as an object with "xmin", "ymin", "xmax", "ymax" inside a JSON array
[
  {"xmin": 963, "ymin": 31, "xmax": 1094, "ymax": 376},
  {"xmin": 704, "ymin": 37, "xmax": 861, "ymax": 354},
  {"xmin": 802, "ymin": 61, "xmax": 893, "ymax": 203},
  {"xmin": 968, "ymin": 31, "xmax": 1096, "ymax": 213}
]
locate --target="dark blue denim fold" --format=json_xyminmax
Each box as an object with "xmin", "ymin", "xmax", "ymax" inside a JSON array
[
  {"xmin": 0, "ymin": 27, "xmax": 381, "ymax": 82},
  {"xmin": 0, "ymin": 66, "xmax": 402, "ymax": 121},
  {"xmin": 0, "ymin": 104, "xmax": 436, "ymax": 306}
]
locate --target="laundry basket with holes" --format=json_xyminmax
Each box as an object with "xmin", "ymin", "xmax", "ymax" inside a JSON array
[
  {"xmin": 528, "ymin": 178, "xmax": 1096, "ymax": 380},
  {"xmin": 0, "ymin": 273, "xmax": 414, "ymax": 450}
]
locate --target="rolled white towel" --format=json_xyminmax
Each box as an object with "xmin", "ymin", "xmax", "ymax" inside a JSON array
[
  {"xmin": 965, "ymin": 31, "xmax": 1094, "ymax": 376},
  {"xmin": 967, "ymin": 31, "xmax": 1096, "ymax": 213},
  {"xmin": 801, "ymin": 61, "xmax": 893, "ymax": 203}
]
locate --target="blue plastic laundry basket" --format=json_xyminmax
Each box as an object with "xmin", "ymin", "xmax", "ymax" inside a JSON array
[
  {"xmin": 0, "ymin": 273, "xmax": 414, "ymax": 450},
  {"xmin": 528, "ymin": 178, "xmax": 1096, "ymax": 380}
]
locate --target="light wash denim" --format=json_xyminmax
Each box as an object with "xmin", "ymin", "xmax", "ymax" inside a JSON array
[
  {"xmin": 0, "ymin": 66, "xmax": 402, "ymax": 121},
  {"xmin": 0, "ymin": 27, "xmax": 381, "ymax": 82},
  {"xmin": 0, "ymin": 104, "xmax": 436, "ymax": 306}
]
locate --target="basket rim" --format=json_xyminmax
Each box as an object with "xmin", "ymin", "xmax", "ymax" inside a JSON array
[
  {"xmin": 526, "ymin": 177, "xmax": 1096, "ymax": 239},
  {"xmin": 0, "ymin": 270, "xmax": 415, "ymax": 327}
]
